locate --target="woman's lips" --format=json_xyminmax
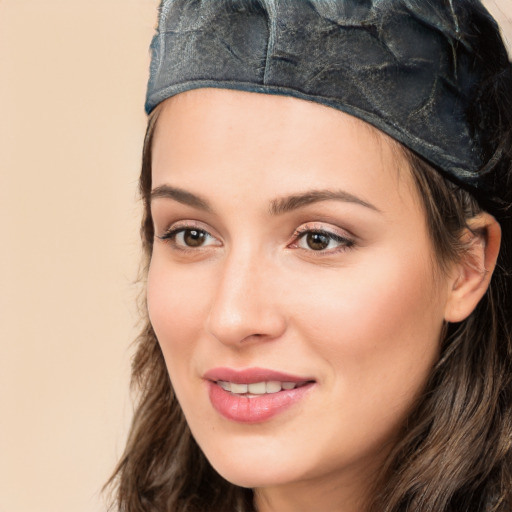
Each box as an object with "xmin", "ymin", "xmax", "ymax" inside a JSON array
[{"xmin": 204, "ymin": 367, "xmax": 315, "ymax": 423}]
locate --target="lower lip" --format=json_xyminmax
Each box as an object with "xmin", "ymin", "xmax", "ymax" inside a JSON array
[{"xmin": 207, "ymin": 381, "xmax": 314, "ymax": 423}]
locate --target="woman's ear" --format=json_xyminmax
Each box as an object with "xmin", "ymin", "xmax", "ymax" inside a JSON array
[{"xmin": 444, "ymin": 213, "xmax": 501, "ymax": 323}]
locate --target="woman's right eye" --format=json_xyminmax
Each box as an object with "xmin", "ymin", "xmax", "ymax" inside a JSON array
[{"xmin": 158, "ymin": 227, "xmax": 221, "ymax": 249}]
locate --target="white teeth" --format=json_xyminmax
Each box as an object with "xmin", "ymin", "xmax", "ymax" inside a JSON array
[
  {"xmin": 247, "ymin": 382, "xmax": 266, "ymax": 394},
  {"xmin": 266, "ymin": 381, "xmax": 281, "ymax": 393},
  {"xmin": 218, "ymin": 381, "xmax": 231, "ymax": 392},
  {"xmin": 230, "ymin": 383, "xmax": 248, "ymax": 394},
  {"xmin": 217, "ymin": 380, "xmax": 301, "ymax": 395}
]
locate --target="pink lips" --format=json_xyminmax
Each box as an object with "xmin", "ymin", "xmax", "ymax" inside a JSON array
[{"xmin": 203, "ymin": 367, "xmax": 315, "ymax": 423}]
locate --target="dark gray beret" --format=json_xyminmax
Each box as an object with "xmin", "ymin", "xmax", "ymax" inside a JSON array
[{"xmin": 146, "ymin": 0, "xmax": 511, "ymax": 206}]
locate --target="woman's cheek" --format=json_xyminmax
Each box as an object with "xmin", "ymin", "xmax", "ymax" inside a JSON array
[
  {"xmin": 290, "ymin": 244, "xmax": 442, "ymax": 386},
  {"xmin": 147, "ymin": 257, "xmax": 208, "ymax": 349}
]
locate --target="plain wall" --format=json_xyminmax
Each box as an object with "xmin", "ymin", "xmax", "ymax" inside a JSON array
[
  {"xmin": 0, "ymin": 1, "xmax": 156, "ymax": 511},
  {"xmin": 0, "ymin": 1, "xmax": 510, "ymax": 511}
]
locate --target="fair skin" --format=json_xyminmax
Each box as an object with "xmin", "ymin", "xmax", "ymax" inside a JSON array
[{"xmin": 147, "ymin": 88, "xmax": 500, "ymax": 512}]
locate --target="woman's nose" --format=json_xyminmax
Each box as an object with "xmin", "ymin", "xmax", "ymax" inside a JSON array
[{"xmin": 206, "ymin": 250, "xmax": 287, "ymax": 347}]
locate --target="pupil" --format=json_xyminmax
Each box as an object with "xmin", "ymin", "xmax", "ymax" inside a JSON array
[
  {"xmin": 307, "ymin": 232, "xmax": 329, "ymax": 250},
  {"xmin": 184, "ymin": 230, "xmax": 205, "ymax": 247}
]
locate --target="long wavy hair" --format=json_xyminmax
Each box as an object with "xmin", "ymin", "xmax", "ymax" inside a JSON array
[{"xmin": 106, "ymin": 12, "xmax": 512, "ymax": 512}]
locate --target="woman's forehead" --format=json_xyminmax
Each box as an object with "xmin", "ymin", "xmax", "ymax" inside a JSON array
[
  {"xmin": 151, "ymin": 88, "xmax": 418, "ymax": 215},
  {"xmin": 154, "ymin": 88, "xmax": 399, "ymax": 156}
]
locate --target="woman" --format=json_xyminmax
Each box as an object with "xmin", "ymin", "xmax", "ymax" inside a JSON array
[{"xmin": 108, "ymin": 1, "xmax": 512, "ymax": 510}]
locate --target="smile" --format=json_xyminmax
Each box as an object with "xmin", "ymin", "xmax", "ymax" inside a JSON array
[{"xmin": 204, "ymin": 368, "xmax": 315, "ymax": 423}]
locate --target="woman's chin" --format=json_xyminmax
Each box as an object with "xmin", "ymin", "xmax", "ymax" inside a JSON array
[
  {"xmin": 216, "ymin": 471, "xmax": 292, "ymax": 490},
  {"xmin": 206, "ymin": 455, "xmax": 303, "ymax": 489}
]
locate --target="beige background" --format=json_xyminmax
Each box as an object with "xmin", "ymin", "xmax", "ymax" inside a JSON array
[{"xmin": 0, "ymin": 1, "xmax": 510, "ymax": 511}]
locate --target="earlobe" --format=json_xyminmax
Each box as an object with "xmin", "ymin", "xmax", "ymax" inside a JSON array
[{"xmin": 444, "ymin": 213, "xmax": 501, "ymax": 323}]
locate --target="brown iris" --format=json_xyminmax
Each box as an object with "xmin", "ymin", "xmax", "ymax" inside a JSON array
[
  {"xmin": 183, "ymin": 229, "xmax": 207, "ymax": 247},
  {"xmin": 306, "ymin": 232, "xmax": 330, "ymax": 251}
]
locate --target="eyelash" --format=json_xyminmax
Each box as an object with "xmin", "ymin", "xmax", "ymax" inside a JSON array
[
  {"xmin": 290, "ymin": 225, "xmax": 355, "ymax": 254},
  {"xmin": 157, "ymin": 223, "xmax": 355, "ymax": 255}
]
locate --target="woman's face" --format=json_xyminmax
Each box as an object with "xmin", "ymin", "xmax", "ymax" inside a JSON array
[{"xmin": 148, "ymin": 89, "xmax": 453, "ymax": 508}]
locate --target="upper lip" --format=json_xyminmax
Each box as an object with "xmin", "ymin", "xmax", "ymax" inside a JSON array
[{"xmin": 203, "ymin": 367, "xmax": 314, "ymax": 384}]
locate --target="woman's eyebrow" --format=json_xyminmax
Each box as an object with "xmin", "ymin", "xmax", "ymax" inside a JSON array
[
  {"xmin": 150, "ymin": 185, "xmax": 379, "ymax": 215},
  {"xmin": 150, "ymin": 185, "xmax": 212, "ymax": 212},
  {"xmin": 269, "ymin": 190, "xmax": 381, "ymax": 215}
]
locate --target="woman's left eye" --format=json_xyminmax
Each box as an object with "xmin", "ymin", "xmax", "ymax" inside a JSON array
[{"xmin": 292, "ymin": 228, "xmax": 354, "ymax": 252}]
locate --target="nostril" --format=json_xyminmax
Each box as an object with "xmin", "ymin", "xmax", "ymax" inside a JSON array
[{"xmin": 206, "ymin": 306, "xmax": 287, "ymax": 347}]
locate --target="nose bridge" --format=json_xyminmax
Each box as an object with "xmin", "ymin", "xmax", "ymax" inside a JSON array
[{"xmin": 206, "ymin": 242, "xmax": 285, "ymax": 346}]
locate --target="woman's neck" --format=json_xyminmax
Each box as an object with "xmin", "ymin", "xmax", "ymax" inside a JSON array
[{"xmin": 253, "ymin": 461, "xmax": 380, "ymax": 512}]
